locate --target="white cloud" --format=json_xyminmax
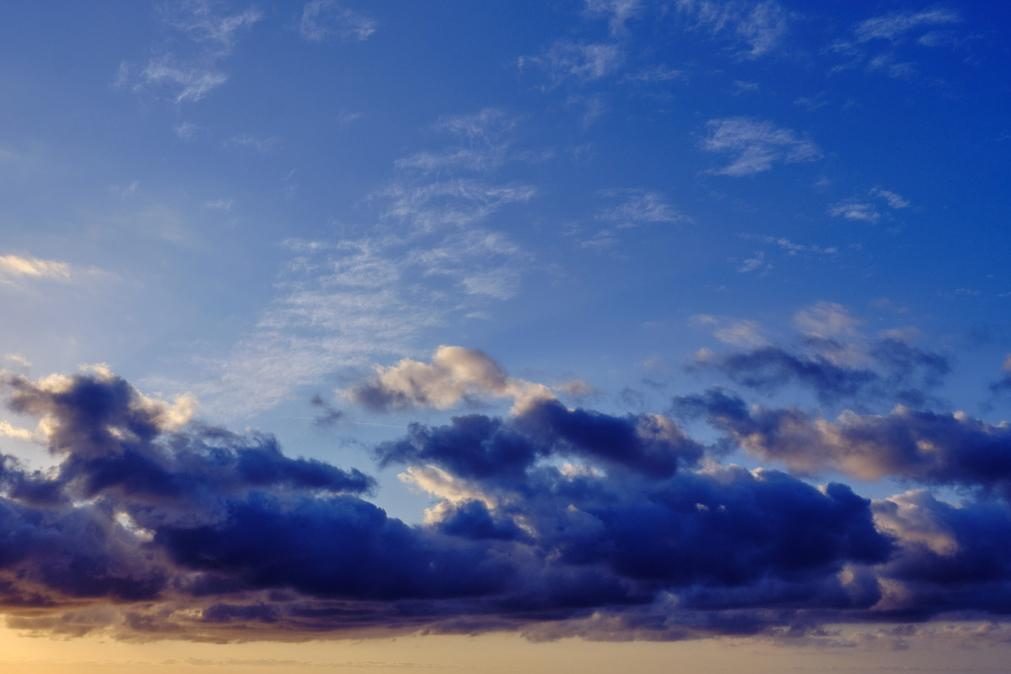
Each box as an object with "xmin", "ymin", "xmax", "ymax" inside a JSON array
[
  {"xmin": 519, "ymin": 41, "xmax": 623, "ymax": 85},
  {"xmin": 379, "ymin": 179, "xmax": 536, "ymax": 232},
  {"xmin": 597, "ymin": 189, "xmax": 688, "ymax": 228},
  {"xmin": 395, "ymin": 109, "xmax": 520, "ymax": 175},
  {"xmin": 829, "ymin": 200, "xmax": 880, "ymax": 223},
  {"xmin": 830, "ymin": 188, "xmax": 908, "ymax": 222},
  {"xmin": 674, "ymin": 0, "xmax": 789, "ymax": 58},
  {"xmin": 702, "ymin": 117, "xmax": 820, "ymax": 176},
  {"xmin": 162, "ymin": 0, "xmax": 262, "ymax": 51},
  {"xmin": 870, "ymin": 186, "xmax": 910, "ymax": 209},
  {"xmin": 0, "ymin": 254, "xmax": 72, "ymax": 283},
  {"xmin": 118, "ymin": 2, "xmax": 260, "ymax": 104},
  {"xmin": 191, "ymin": 221, "xmax": 531, "ymax": 418},
  {"xmin": 224, "ymin": 135, "xmax": 280, "ymax": 153},
  {"xmin": 300, "ymin": 0, "xmax": 377, "ymax": 42},
  {"xmin": 174, "ymin": 121, "xmax": 200, "ymax": 140},
  {"xmin": 737, "ymin": 250, "xmax": 771, "ymax": 273},
  {"xmin": 760, "ymin": 236, "xmax": 838, "ymax": 256},
  {"xmin": 436, "ymin": 108, "xmax": 516, "ymax": 141},
  {"xmin": 624, "ymin": 66, "xmax": 684, "ymax": 83},
  {"xmin": 585, "ymin": 0, "xmax": 642, "ymax": 34},
  {"xmin": 348, "ymin": 345, "xmax": 554, "ymax": 414},
  {"xmin": 692, "ymin": 314, "xmax": 768, "ymax": 348},
  {"xmin": 0, "ymin": 420, "xmax": 35, "ymax": 442},
  {"xmin": 204, "ymin": 199, "xmax": 234, "ymax": 211},
  {"xmin": 854, "ymin": 8, "xmax": 960, "ymax": 44},
  {"xmin": 793, "ymin": 301, "xmax": 860, "ymax": 341},
  {"xmin": 127, "ymin": 58, "xmax": 228, "ymax": 104}
]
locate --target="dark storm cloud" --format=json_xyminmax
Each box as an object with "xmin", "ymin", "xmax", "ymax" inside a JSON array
[
  {"xmin": 1, "ymin": 369, "xmax": 1011, "ymax": 641},
  {"xmin": 674, "ymin": 388, "xmax": 1011, "ymax": 494},
  {"xmin": 875, "ymin": 491, "xmax": 1011, "ymax": 618},
  {"xmin": 376, "ymin": 399, "xmax": 704, "ymax": 481},
  {"xmin": 699, "ymin": 338, "xmax": 949, "ymax": 406}
]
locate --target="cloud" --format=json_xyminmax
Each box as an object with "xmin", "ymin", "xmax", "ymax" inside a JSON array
[
  {"xmin": 6, "ymin": 367, "xmax": 1011, "ymax": 640},
  {"xmin": 793, "ymin": 301, "xmax": 860, "ymax": 341},
  {"xmin": 675, "ymin": 389, "xmax": 1011, "ymax": 496},
  {"xmin": 585, "ymin": 0, "xmax": 642, "ymax": 34},
  {"xmin": 597, "ymin": 189, "xmax": 689, "ymax": 228},
  {"xmin": 854, "ymin": 9, "xmax": 960, "ymax": 44},
  {"xmin": 692, "ymin": 314, "xmax": 768, "ymax": 348},
  {"xmin": 118, "ymin": 2, "xmax": 260, "ymax": 104},
  {"xmin": 348, "ymin": 345, "xmax": 553, "ymax": 414},
  {"xmin": 394, "ymin": 109, "xmax": 519, "ymax": 175},
  {"xmin": 309, "ymin": 393, "xmax": 343, "ymax": 427},
  {"xmin": 0, "ymin": 254, "xmax": 71, "ymax": 283},
  {"xmin": 829, "ymin": 200, "xmax": 880, "ymax": 222},
  {"xmin": 380, "ymin": 179, "xmax": 536, "ymax": 232},
  {"xmin": 0, "ymin": 421, "xmax": 34, "ymax": 442},
  {"xmin": 694, "ymin": 303, "xmax": 949, "ymax": 406},
  {"xmin": 518, "ymin": 41, "xmax": 624, "ymax": 85},
  {"xmin": 830, "ymin": 188, "xmax": 909, "ymax": 222},
  {"xmin": 161, "ymin": 0, "xmax": 262, "ymax": 50},
  {"xmin": 988, "ymin": 354, "xmax": 1011, "ymax": 398},
  {"xmin": 183, "ymin": 106, "xmax": 538, "ymax": 419},
  {"xmin": 830, "ymin": 8, "xmax": 962, "ymax": 80},
  {"xmin": 697, "ymin": 339, "xmax": 948, "ymax": 406},
  {"xmin": 673, "ymin": 0, "xmax": 790, "ymax": 58},
  {"xmin": 869, "ymin": 187, "xmax": 910, "ymax": 209},
  {"xmin": 300, "ymin": 0, "xmax": 377, "ymax": 42},
  {"xmin": 702, "ymin": 118, "xmax": 820, "ymax": 176}
]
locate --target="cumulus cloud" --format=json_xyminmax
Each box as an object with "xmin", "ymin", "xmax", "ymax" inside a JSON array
[
  {"xmin": 2, "ymin": 367, "xmax": 1011, "ymax": 641},
  {"xmin": 347, "ymin": 345, "xmax": 553, "ymax": 414},
  {"xmin": 702, "ymin": 118, "xmax": 820, "ymax": 176}
]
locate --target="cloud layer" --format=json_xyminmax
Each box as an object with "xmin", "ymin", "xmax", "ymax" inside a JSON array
[{"xmin": 1, "ymin": 363, "xmax": 1010, "ymax": 643}]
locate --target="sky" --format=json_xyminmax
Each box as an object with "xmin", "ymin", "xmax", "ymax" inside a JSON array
[{"xmin": 1, "ymin": 0, "xmax": 1011, "ymax": 671}]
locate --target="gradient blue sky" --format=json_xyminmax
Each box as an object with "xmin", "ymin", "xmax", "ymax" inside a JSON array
[{"xmin": 2, "ymin": 1, "xmax": 1011, "ymax": 669}]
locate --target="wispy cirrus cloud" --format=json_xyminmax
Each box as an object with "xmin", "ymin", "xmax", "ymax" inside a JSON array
[
  {"xmin": 122, "ymin": 58, "xmax": 228, "ymax": 104},
  {"xmin": 830, "ymin": 7, "xmax": 962, "ymax": 80},
  {"xmin": 702, "ymin": 117, "xmax": 820, "ymax": 176},
  {"xmin": 673, "ymin": 0, "xmax": 790, "ymax": 59},
  {"xmin": 518, "ymin": 41, "xmax": 624, "ymax": 86},
  {"xmin": 596, "ymin": 189, "xmax": 688, "ymax": 228},
  {"xmin": 585, "ymin": 0, "xmax": 643, "ymax": 35},
  {"xmin": 299, "ymin": 0, "xmax": 377, "ymax": 42},
  {"xmin": 853, "ymin": 8, "xmax": 960, "ymax": 44},
  {"xmin": 395, "ymin": 109, "xmax": 520, "ymax": 175},
  {"xmin": 182, "ymin": 111, "xmax": 538, "ymax": 418},
  {"xmin": 117, "ymin": 1, "xmax": 261, "ymax": 104}
]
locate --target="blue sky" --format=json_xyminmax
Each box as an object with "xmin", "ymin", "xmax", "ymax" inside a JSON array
[{"xmin": 2, "ymin": 0, "xmax": 1011, "ymax": 663}]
